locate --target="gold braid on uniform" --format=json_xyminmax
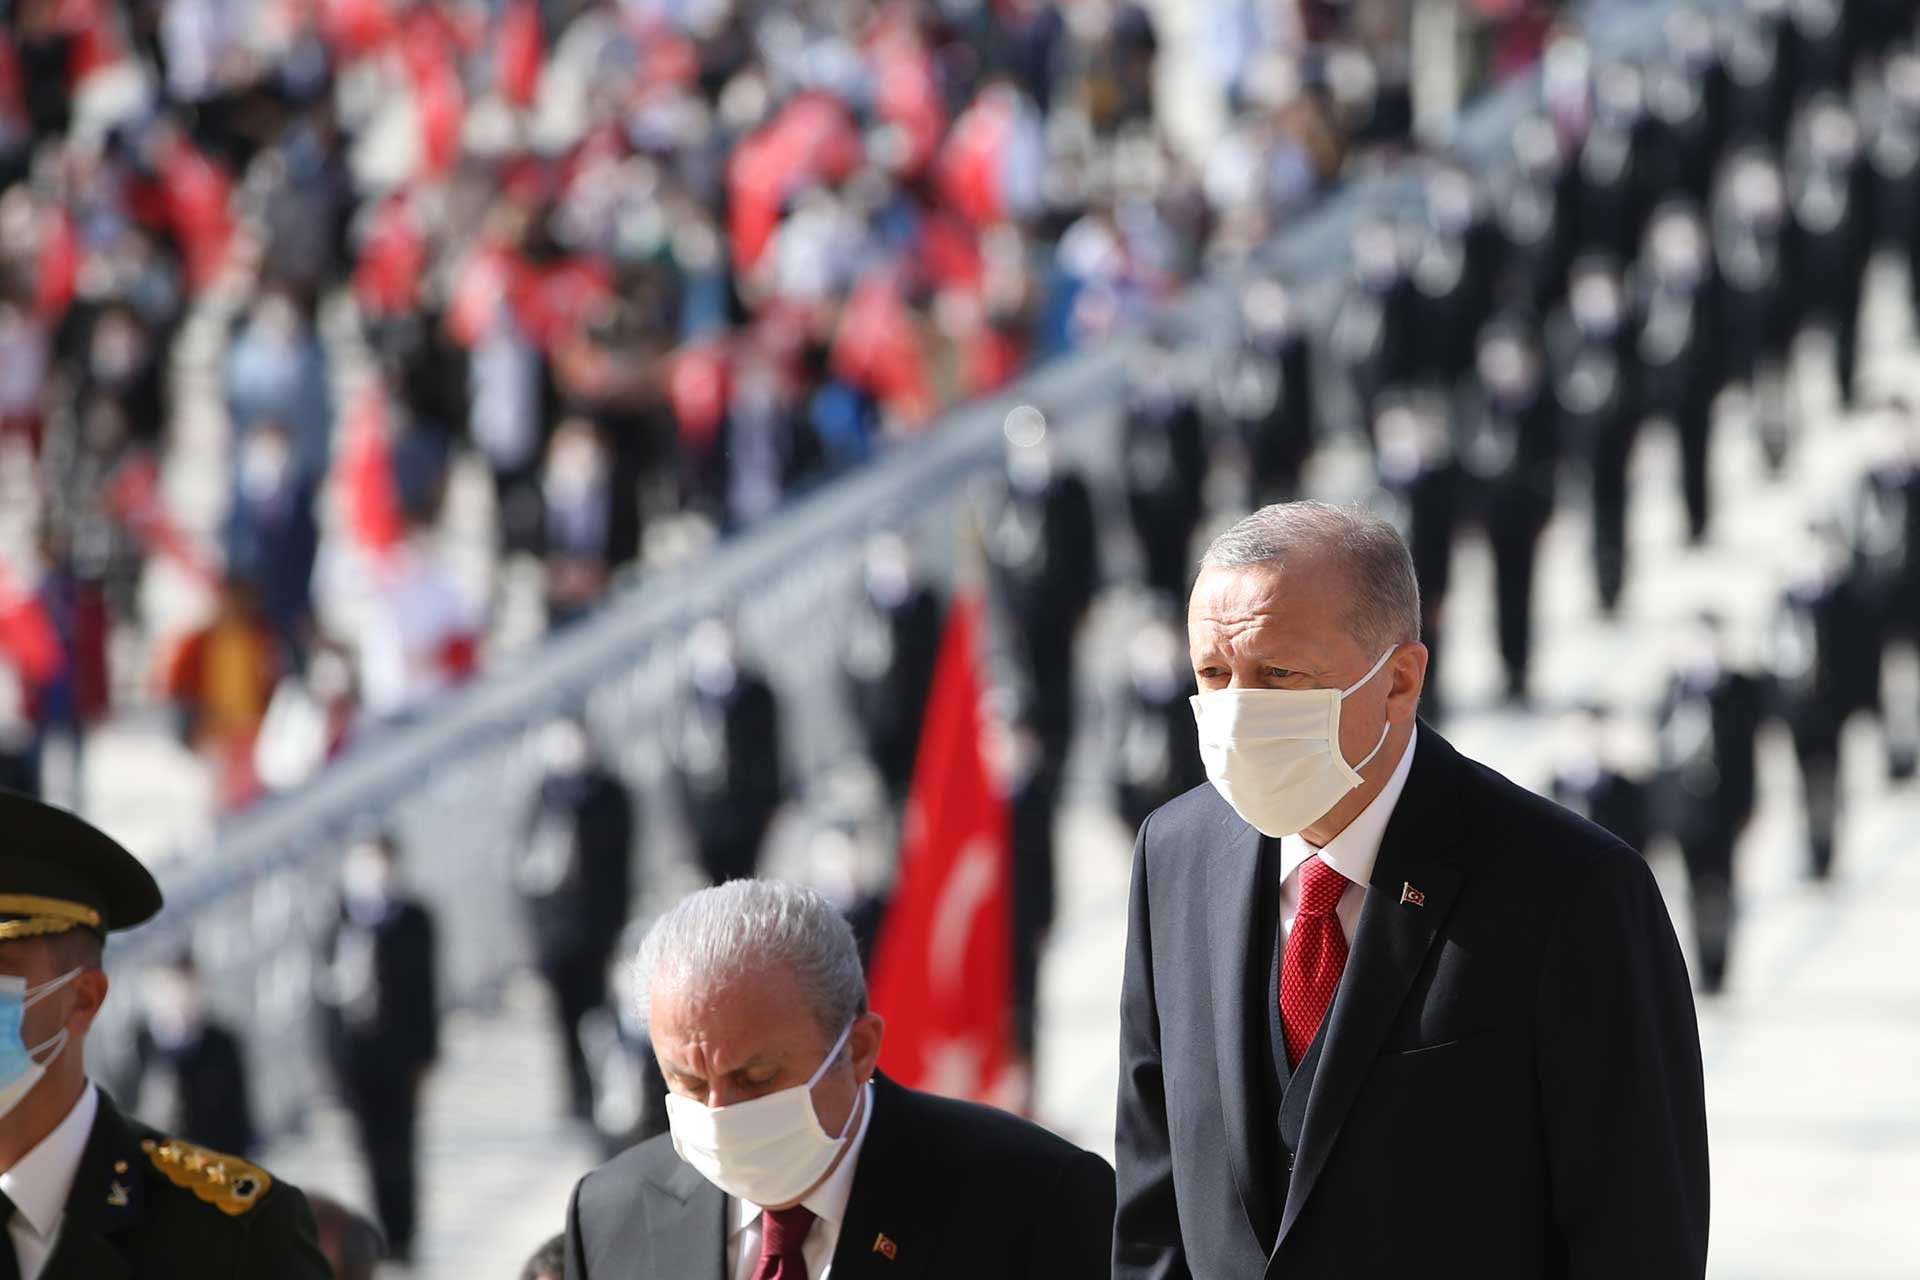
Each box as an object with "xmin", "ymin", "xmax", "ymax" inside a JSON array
[{"xmin": 0, "ymin": 895, "xmax": 102, "ymax": 940}]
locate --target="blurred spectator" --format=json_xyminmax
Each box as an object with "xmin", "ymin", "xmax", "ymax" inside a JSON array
[
  {"xmin": 673, "ymin": 617, "xmax": 783, "ymax": 885},
  {"xmin": 542, "ymin": 417, "xmax": 635, "ymax": 627},
  {"xmin": 316, "ymin": 833, "xmax": 440, "ymax": 1264},
  {"xmin": 161, "ymin": 575, "xmax": 281, "ymax": 810},
  {"xmin": 337, "ymin": 520, "xmax": 480, "ymax": 720},
  {"xmin": 129, "ymin": 951, "xmax": 258, "ymax": 1157},
  {"xmin": 1550, "ymin": 704, "xmax": 1652, "ymax": 856},
  {"xmin": 224, "ymin": 288, "xmax": 333, "ymax": 486},
  {"xmin": 224, "ymin": 419, "xmax": 320, "ymax": 665},
  {"xmin": 515, "ymin": 715, "xmax": 635, "ymax": 1121}
]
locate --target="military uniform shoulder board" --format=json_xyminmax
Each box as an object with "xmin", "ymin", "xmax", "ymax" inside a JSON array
[{"xmin": 140, "ymin": 1137, "xmax": 273, "ymax": 1217}]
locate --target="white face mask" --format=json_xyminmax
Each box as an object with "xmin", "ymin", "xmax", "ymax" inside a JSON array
[
  {"xmin": 1189, "ymin": 647, "xmax": 1398, "ymax": 838},
  {"xmin": 665, "ymin": 1021, "xmax": 857, "ymax": 1208}
]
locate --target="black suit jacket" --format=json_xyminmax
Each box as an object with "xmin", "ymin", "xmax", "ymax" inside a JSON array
[
  {"xmin": 565, "ymin": 1074, "xmax": 1115, "ymax": 1280},
  {"xmin": 36, "ymin": 1090, "xmax": 330, "ymax": 1279},
  {"xmin": 130, "ymin": 1021, "xmax": 258, "ymax": 1157},
  {"xmin": 1114, "ymin": 727, "xmax": 1708, "ymax": 1279}
]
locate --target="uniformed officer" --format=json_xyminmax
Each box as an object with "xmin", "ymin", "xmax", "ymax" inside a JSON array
[
  {"xmin": 842, "ymin": 534, "xmax": 945, "ymax": 810},
  {"xmin": 1549, "ymin": 704, "xmax": 1653, "ymax": 857},
  {"xmin": 1787, "ymin": 94, "xmax": 1873, "ymax": 411},
  {"xmin": 1574, "ymin": 63, "xmax": 1653, "ymax": 269},
  {"xmin": 1332, "ymin": 217, "xmax": 1417, "ymax": 440},
  {"xmin": 989, "ymin": 407, "xmax": 1100, "ymax": 765},
  {"xmin": 1111, "ymin": 612, "xmax": 1206, "ymax": 834},
  {"xmin": 1713, "ymin": 148, "xmax": 1795, "ymax": 473},
  {"xmin": 672, "ymin": 618, "xmax": 784, "ymax": 886},
  {"xmin": 1548, "ymin": 256, "xmax": 1639, "ymax": 612},
  {"xmin": 1491, "ymin": 114, "xmax": 1575, "ymax": 319},
  {"xmin": 1871, "ymin": 53, "xmax": 1920, "ymax": 336},
  {"xmin": 1372, "ymin": 394, "xmax": 1460, "ymax": 717},
  {"xmin": 1408, "ymin": 166, "xmax": 1497, "ymax": 395},
  {"xmin": 1459, "ymin": 318, "xmax": 1558, "ymax": 703},
  {"xmin": 1217, "ymin": 277, "xmax": 1316, "ymax": 508},
  {"xmin": 1634, "ymin": 201, "xmax": 1723, "ymax": 545},
  {"xmin": 1123, "ymin": 335, "xmax": 1209, "ymax": 605},
  {"xmin": 0, "ymin": 788, "xmax": 330, "ymax": 1278},
  {"xmin": 1654, "ymin": 616, "xmax": 1767, "ymax": 991}
]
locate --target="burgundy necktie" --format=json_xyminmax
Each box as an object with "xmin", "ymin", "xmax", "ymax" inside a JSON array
[
  {"xmin": 753, "ymin": 1204, "xmax": 816, "ymax": 1280},
  {"xmin": 1280, "ymin": 853, "xmax": 1350, "ymax": 1067}
]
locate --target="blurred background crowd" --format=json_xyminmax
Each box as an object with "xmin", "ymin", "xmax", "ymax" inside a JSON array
[{"xmin": 4, "ymin": 0, "xmax": 1920, "ymax": 1275}]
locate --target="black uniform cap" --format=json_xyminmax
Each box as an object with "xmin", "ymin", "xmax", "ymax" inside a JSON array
[{"xmin": 0, "ymin": 788, "xmax": 163, "ymax": 939}]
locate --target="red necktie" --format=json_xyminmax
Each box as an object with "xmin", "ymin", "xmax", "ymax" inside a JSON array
[
  {"xmin": 1280, "ymin": 853, "xmax": 1350, "ymax": 1067},
  {"xmin": 753, "ymin": 1204, "xmax": 816, "ymax": 1280}
]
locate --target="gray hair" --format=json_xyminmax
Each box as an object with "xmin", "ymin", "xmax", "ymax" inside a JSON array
[
  {"xmin": 1200, "ymin": 501, "xmax": 1422, "ymax": 651},
  {"xmin": 634, "ymin": 879, "xmax": 867, "ymax": 1041}
]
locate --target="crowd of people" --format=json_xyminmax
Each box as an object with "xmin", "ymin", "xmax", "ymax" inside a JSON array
[{"xmin": 0, "ymin": 0, "xmax": 1543, "ymax": 824}]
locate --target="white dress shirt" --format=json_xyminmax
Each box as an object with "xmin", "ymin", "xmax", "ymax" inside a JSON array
[
  {"xmin": 726, "ymin": 1081, "xmax": 875, "ymax": 1280},
  {"xmin": 1277, "ymin": 727, "xmax": 1419, "ymax": 944},
  {"xmin": 2, "ymin": 1083, "xmax": 100, "ymax": 1280}
]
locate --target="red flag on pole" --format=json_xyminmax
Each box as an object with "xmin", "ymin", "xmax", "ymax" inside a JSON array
[
  {"xmin": 867, "ymin": 595, "xmax": 1017, "ymax": 1106},
  {"xmin": 338, "ymin": 384, "xmax": 404, "ymax": 558}
]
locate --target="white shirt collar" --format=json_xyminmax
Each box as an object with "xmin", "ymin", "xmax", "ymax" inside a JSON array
[
  {"xmin": 729, "ymin": 1079, "xmax": 876, "ymax": 1239},
  {"xmin": 1, "ymin": 1083, "xmax": 99, "ymax": 1239},
  {"xmin": 1279, "ymin": 725, "xmax": 1419, "ymax": 890}
]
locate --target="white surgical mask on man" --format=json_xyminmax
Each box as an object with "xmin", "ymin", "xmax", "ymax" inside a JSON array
[
  {"xmin": 1189, "ymin": 646, "xmax": 1398, "ymax": 838},
  {"xmin": 665, "ymin": 1021, "xmax": 857, "ymax": 1208}
]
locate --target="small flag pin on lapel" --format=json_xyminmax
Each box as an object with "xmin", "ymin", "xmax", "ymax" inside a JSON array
[
  {"xmin": 1400, "ymin": 882, "xmax": 1426, "ymax": 907},
  {"xmin": 873, "ymin": 1232, "xmax": 898, "ymax": 1260}
]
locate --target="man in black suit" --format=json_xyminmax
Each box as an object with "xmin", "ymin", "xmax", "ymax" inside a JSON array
[
  {"xmin": 674, "ymin": 619, "xmax": 785, "ymax": 886},
  {"xmin": 564, "ymin": 879, "xmax": 1114, "ymax": 1280},
  {"xmin": 518, "ymin": 716, "xmax": 636, "ymax": 1120},
  {"xmin": 316, "ymin": 832, "xmax": 440, "ymax": 1264},
  {"xmin": 129, "ymin": 952, "xmax": 258, "ymax": 1157},
  {"xmin": 1114, "ymin": 501, "xmax": 1708, "ymax": 1278}
]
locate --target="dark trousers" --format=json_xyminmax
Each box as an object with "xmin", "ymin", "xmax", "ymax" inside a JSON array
[
  {"xmin": 539, "ymin": 947, "xmax": 611, "ymax": 1117},
  {"xmin": 1676, "ymin": 827, "xmax": 1738, "ymax": 992},
  {"xmin": 1592, "ymin": 419, "xmax": 1636, "ymax": 612},
  {"xmin": 1488, "ymin": 523, "xmax": 1541, "ymax": 697},
  {"xmin": 1675, "ymin": 410, "xmax": 1713, "ymax": 543},
  {"xmin": 1789, "ymin": 715, "xmax": 1844, "ymax": 878},
  {"xmin": 344, "ymin": 1055, "xmax": 422, "ymax": 1257}
]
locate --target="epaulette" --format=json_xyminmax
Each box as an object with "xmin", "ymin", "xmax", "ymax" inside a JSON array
[{"xmin": 141, "ymin": 1137, "xmax": 273, "ymax": 1217}]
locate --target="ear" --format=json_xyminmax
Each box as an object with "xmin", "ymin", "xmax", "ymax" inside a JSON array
[
  {"xmin": 849, "ymin": 1011, "xmax": 885, "ymax": 1083},
  {"xmin": 1387, "ymin": 643, "xmax": 1430, "ymax": 720},
  {"xmin": 65, "ymin": 968, "xmax": 109, "ymax": 1039}
]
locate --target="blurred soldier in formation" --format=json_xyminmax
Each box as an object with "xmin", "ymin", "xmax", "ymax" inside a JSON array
[
  {"xmin": 1782, "ymin": 0, "xmax": 1853, "ymax": 101},
  {"xmin": 1655, "ymin": 614, "xmax": 1767, "ymax": 992},
  {"xmin": 129, "ymin": 951, "xmax": 257, "ymax": 1158},
  {"xmin": 989, "ymin": 407, "xmax": 1099, "ymax": 764},
  {"xmin": 1408, "ymin": 167, "xmax": 1497, "ymax": 397},
  {"xmin": 1332, "ymin": 217, "xmax": 1415, "ymax": 438},
  {"xmin": 1787, "ymin": 94, "xmax": 1873, "ymax": 411},
  {"xmin": 1549, "ymin": 256, "xmax": 1637, "ymax": 613},
  {"xmin": 1373, "ymin": 395, "xmax": 1458, "ymax": 715},
  {"xmin": 1873, "ymin": 53, "xmax": 1920, "ymax": 330},
  {"xmin": 1722, "ymin": 0, "xmax": 1793, "ymax": 150},
  {"xmin": 1122, "ymin": 333, "xmax": 1208, "ymax": 604},
  {"xmin": 1642, "ymin": 7, "xmax": 1725, "ymax": 212},
  {"xmin": 1550, "ymin": 704, "xmax": 1652, "ymax": 856},
  {"xmin": 1856, "ymin": 425, "xmax": 1920, "ymax": 779},
  {"xmin": 673, "ymin": 618, "xmax": 784, "ymax": 885},
  {"xmin": 1635, "ymin": 202, "xmax": 1722, "ymax": 545},
  {"xmin": 1218, "ymin": 278, "xmax": 1315, "ymax": 507},
  {"xmin": 1458, "ymin": 319, "xmax": 1557, "ymax": 703},
  {"xmin": 995, "ymin": 694, "xmax": 1061, "ymax": 1089},
  {"xmin": 1112, "ymin": 612, "xmax": 1206, "ymax": 834},
  {"xmin": 516, "ymin": 715, "xmax": 634, "ymax": 1121},
  {"xmin": 1574, "ymin": 63, "xmax": 1652, "ymax": 269},
  {"xmin": 316, "ymin": 833, "xmax": 440, "ymax": 1263},
  {"xmin": 1491, "ymin": 115, "xmax": 1575, "ymax": 319},
  {"xmin": 1714, "ymin": 150, "xmax": 1796, "ymax": 474},
  {"xmin": 1770, "ymin": 521, "xmax": 1883, "ymax": 880},
  {"xmin": 843, "ymin": 534, "xmax": 944, "ymax": 810}
]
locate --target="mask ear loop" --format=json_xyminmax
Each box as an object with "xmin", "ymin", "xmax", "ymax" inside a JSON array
[
  {"xmin": 807, "ymin": 1021, "xmax": 861, "ymax": 1142},
  {"xmin": 1338, "ymin": 647, "xmax": 1399, "ymax": 779},
  {"xmin": 22, "ymin": 967, "xmax": 82, "ymax": 1011}
]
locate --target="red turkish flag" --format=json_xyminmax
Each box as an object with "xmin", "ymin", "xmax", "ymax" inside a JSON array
[
  {"xmin": 867, "ymin": 595, "xmax": 1018, "ymax": 1106},
  {"xmin": 338, "ymin": 385, "xmax": 404, "ymax": 558},
  {"xmin": 0, "ymin": 563, "xmax": 64, "ymax": 687}
]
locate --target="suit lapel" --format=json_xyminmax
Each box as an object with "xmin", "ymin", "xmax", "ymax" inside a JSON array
[
  {"xmin": 1273, "ymin": 727, "xmax": 1471, "ymax": 1252},
  {"xmin": 39, "ymin": 1093, "xmax": 140, "ymax": 1280},
  {"xmin": 830, "ymin": 1077, "xmax": 927, "ymax": 1280},
  {"xmin": 1203, "ymin": 814, "xmax": 1278, "ymax": 1248},
  {"xmin": 641, "ymin": 1159, "xmax": 727, "ymax": 1280}
]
